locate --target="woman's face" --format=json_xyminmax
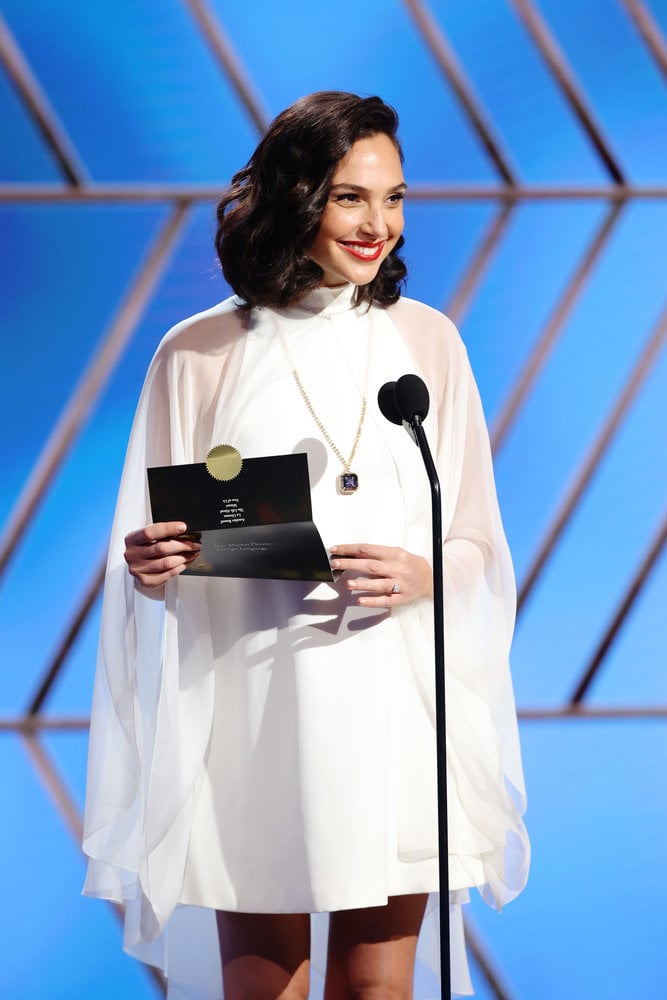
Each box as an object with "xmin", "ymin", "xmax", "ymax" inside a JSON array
[{"xmin": 308, "ymin": 132, "xmax": 406, "ymax": 287}]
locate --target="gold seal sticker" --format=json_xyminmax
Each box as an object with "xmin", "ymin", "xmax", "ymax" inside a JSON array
[{"xmin": 206, "ymin": 444, "xmax": 243, "ymax": 482}]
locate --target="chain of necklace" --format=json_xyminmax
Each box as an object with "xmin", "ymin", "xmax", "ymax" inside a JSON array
[{"xmin": 276, "ymin": 307, "xmax": 374, "ymax": 494}]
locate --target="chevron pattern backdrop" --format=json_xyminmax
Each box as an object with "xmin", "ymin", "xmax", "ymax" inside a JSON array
[{"xmin": 1, "ymin": 1, "xmax": 666, "ymax": 997}]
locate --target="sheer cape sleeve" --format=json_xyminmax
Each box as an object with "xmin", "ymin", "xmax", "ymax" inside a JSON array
[
  {"xmin": 82, "ymin": 298, "xmax": 251, "ymax": 945},
  {"xmin": 389, "ymin": 295, "xmax": 529, "ymax": 910}
]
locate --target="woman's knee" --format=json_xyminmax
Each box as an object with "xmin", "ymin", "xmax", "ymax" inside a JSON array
[
  {"xmin": 325, "ymin": 894, "xmax": 427, "ymax": 1000},
  {"xmin": 217, "ymin": 910, "xmax": 310, "ymax": 1000},
  {"xmin": 340, "ymin": 977, "xmax": 414, "ymax": 1000}
]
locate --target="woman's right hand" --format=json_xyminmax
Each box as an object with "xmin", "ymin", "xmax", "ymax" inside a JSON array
[{"xmin": 124, "ymin": 521, "xmax": 202, "ymax": 588}]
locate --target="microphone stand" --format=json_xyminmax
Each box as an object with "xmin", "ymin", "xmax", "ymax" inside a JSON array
[{"xmin": 406, "ymin": 413, "xmax": 451, "ymax": 999}]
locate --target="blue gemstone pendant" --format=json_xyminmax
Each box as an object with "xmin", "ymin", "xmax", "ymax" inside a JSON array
[{"xmin": 337, "ymin": 472, "xmax": 359, "ymax": 494}]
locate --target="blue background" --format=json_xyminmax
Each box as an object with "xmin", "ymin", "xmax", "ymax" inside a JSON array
[{"xmin": 1, "ymin": 1, "xmax": 666, "ymax": 997}]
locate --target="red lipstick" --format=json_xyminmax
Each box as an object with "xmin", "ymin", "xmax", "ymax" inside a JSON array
[{"xmin": 339, "ymin": 240, "xmax": 386, "ymax": 262}]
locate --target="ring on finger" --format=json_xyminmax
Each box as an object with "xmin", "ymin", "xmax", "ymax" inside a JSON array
[{"xmin": 390, "ymin": 580, "xmax": 401, "ymax": 595}]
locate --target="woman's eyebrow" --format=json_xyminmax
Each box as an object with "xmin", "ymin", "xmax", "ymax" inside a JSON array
[{"xmin": 329, "ymin": 181, "xmax": 408, "ymax": 193}]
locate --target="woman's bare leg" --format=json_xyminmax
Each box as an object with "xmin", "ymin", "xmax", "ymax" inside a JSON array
[
  {"xmin": 216, "ymin": 911, "xmax": 311, "ymax": 1000},
  {"xmin": 324, "ymin": 893, "xmax": 428, "ymax": 1000}
]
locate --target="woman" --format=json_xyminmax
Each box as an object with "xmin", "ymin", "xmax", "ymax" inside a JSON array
[{"xmin": 83, "ymin": 92, "xmax": 529, "ymax": 999}]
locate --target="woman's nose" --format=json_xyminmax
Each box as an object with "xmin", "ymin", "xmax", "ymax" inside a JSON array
[{"xmin": 359, "ymin": 202, "xmax": 389, "ymax": 238}]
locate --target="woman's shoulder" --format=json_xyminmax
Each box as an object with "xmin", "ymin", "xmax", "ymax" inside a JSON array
[
  {"xmin": 384, "ymin": 294, "xmax": 468, "ymax": 377},
  {"xmin": 387, "ymin": 294, "xmax": 461, "ymax": 341},
  {"xmin": 155, "ymin": 295, "xmax": 250, "ymax": 360}
]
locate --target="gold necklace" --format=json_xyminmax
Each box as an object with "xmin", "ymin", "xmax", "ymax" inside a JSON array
[{"xmin": 276, "ymin": 308, "xmax": 374, "ymax": 495}]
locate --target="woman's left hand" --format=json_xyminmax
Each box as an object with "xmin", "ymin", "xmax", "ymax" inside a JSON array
[{"xmin": 330, "ymin": 543, "xmax": 433, "ymax": 608}]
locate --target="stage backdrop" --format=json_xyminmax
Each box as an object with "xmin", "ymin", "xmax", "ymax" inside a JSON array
[{"xmin": 1, "ymin": 1, "xmax": 666, "ymax": 997}]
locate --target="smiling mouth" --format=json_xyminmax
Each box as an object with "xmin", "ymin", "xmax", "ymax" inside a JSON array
[{"xmin": 339, "ymin": 241, "xmax": 386, "ymax": 261}]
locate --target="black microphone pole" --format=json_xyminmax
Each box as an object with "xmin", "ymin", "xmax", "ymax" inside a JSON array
[{"xmin": 378, "ymin": 377, "xmax": 450, "ymax": 999}]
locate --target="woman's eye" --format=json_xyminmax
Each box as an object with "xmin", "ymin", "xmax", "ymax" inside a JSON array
[
  {"xmin": 333, "ymin": 193, "xmax": 360, "ymax": 204},
  {"xmin": 387, "ymin": 192, "xmax": 405, "ymax": 205}
]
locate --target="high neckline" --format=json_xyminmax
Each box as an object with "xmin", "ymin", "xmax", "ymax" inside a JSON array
[{"xmin": 288, "ymin": 282, "xmax": 357, "ymax": 317}]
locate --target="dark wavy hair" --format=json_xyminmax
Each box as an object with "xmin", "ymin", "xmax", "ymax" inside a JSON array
[{"xmin": 215, "ymin": 91, "xmax": 407, "ymax": 309}]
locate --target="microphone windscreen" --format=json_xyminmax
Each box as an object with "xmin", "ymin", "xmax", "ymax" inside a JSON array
[
  {"xmin": 377, "ymin": 381, "xmax": 402, "ymax": 425},
  {"xmin": 394, "ymin": 374, "xmax": 430, "ymax": 422}
]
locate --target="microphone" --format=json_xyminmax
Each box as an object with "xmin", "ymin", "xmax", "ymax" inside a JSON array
[
  {"xmin": 376, "ymin": 370, "xmax": 450, "ymax": 995},
  {"xmin": 394, "ymin": 373, "xmax": 430, "ymax": 423},
  {"xmin": 377, "ymin": 374, "xmax": 430, "ymax": 444},
  {"xmin": 377, "ymin": 381, "xmax": 402, "ymax": 425}
]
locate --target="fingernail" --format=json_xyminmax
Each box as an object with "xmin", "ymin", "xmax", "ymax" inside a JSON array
[
  {"xmin": 331, "ymin": 559, "xmax": 340, "ymax": 568},
  {"xmin": 329, "ymin": 546, "xmax": 338, "ymax": 553}
]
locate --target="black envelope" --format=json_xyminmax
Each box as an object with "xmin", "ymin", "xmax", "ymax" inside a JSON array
[{"xmin": 147, "ymin": 453, "xmax": 335, "ymax": 582}]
